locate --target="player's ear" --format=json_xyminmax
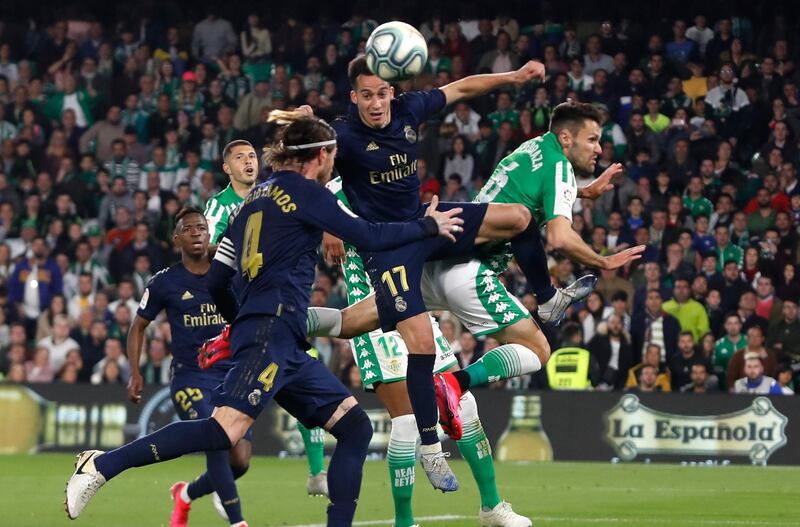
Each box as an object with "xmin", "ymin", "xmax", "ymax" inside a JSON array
[
  {"xmin": 558, "ymin": 128, "xmax": 572, "ymax": 149},
  {"xmin": 350, "ymin": 89, "xmax": 357, "ymax": 105},
  {"xmin": 222, "ymin": 161, "xmax": 231, "ymax": 176}
]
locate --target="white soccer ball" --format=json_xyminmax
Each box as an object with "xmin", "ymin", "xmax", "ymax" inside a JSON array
[{"xmin": 365, "ymin": 21, "xmax": 428, "ymax": 82}]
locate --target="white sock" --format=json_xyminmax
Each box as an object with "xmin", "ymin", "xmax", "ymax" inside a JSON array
[
  {"xmin": 230, "ymin": 522, "xmax": 248, "ymax": 527},
  {"xmin": 419, "ymin": 442, "xmax": 442, "ymax": 455},
  {"xmin": 180, "ymin": 483, "xmax": 191, "ymax": 503},
  {"xmin": 459, "ymin": 391, "xmax": 479, "ymax": 422},
  {"xmin": 306, "ymin": 307, "xmax": 342, "ymax": 337},
  {"xmin": 390, "ymin": 414, "xmax": 418, "ymax": 442}
]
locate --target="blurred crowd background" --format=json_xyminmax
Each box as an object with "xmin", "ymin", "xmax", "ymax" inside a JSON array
[{"xmin": 0, "ymin": 0, "xmax": 797, "ymax": 396}]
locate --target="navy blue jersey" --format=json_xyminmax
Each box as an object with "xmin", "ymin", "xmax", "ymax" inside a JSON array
[
  {"xmin": 210, "ymin": 170, "xmax": 440, "ymax": 324},
  {"xmin": 333, "ymin": 89, "xmax": 447, "ymax": 222},
  {"xmin": 137, "ymin": 263, "xmax": 229, "ymax": 376}
]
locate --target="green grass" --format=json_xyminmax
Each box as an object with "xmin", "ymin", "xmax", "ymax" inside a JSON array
[{"xmin": 1, "ymin": 454, "xmax": 799, "ymax": 526}]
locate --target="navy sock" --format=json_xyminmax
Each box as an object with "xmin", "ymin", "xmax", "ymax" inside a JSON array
[
  {"xmin": 186, "ymin": 451, "xmax": 245, "ymax": 523},
  {"xmin": 510, "ymin": 222, "xmax": 556, "ymax": 303},
  {"xmin": 406, "ymin": 354, "xmax": 439, "ymax": 445},
  {"xmin": 326, "ymin": 406, "xmax": 373, "ymax": 527},
  {"xmin": 94, "ymin": 418, "xmax": 231, "ymax": 481}
]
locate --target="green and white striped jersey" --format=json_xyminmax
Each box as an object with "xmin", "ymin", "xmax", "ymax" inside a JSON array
[{"xmin": 204, "ymin": 183, "xmax": 244, "ymax": 245}]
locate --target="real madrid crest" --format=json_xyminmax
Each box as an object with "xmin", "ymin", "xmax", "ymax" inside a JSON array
[
  {"xmin": 404, "ymin": 125, "xmax": 417, "ymax": 143},
  {"xmin": 395, "ymin": 296, "xmax": 408, "ymax": 312},
  {"xmin": 248, "ymin": 389, "xmax": 262, "ymax": 406}
]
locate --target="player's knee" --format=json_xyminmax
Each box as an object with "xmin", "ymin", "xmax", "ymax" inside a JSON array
[
  {"xmin": 230, "ymin": 463, "xmax": 249, "ymax": 479},
  {"xmin": 329, "ymin": 404, "xmax": 373, "ymax": 449},
  {"xmin": 509, "ymin": 205, "xmax": 531, "ymax": 235},
  {"xmin": 537, "ymin": 337, "xmax": 552, "ymax": 364}
]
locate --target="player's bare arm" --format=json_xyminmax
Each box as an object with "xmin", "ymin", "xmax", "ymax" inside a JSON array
[
  {"xmin": 125, "ymin": 315, "xmax": 150, "ymax": 403},
  {"xmin": 440, "ymin": 61, "xmax": 546, "ymax": 105},
  {"xmin": 547, "ymin": 216, "xmax": 645, "ymax": 270}
]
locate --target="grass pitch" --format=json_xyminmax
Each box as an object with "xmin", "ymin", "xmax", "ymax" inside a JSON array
[{"xmin": 1, "ymin": 454, "xmax": 798, "ymax": 526}]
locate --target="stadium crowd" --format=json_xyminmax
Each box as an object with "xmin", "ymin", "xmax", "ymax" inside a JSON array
[{"xmin": 0, "ymin": 2, "xmax": 798, "ymax": 396}]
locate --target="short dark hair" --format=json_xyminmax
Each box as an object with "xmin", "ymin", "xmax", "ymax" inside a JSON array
[
  {"xmin": 348, "ymin": 56, "xmax": 374, "ymax": 88},
  {"xmin": 679, "ymin": 330, "xmax": 694, "ymax": 339},
  {"xmin": 222, "ymin": 140, "xmax": 254, "ymax": 162},
  {"xmin": 175, "ymin": 206, "xmax": 206, "ymax": 226},
  {"xmin": 549, "ymin": 102, "xmax": 602, "ymax": 135}
]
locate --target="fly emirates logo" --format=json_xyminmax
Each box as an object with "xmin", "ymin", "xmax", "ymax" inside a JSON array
[{"xmin": 369, "ymin": 153, "xmax": 418, "ymax": 184}]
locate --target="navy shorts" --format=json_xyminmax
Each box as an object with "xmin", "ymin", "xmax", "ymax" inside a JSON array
[
  {"xmin": 362, "ymin": 202, "xmax": 489, "ymax": 331},
  {"xmin": 214, "ymin": 313, "xmax": 353, "ymax": 426},
  {"xmin": 170, "ymin": 372, "xmax": 254, "ymax": 441}
]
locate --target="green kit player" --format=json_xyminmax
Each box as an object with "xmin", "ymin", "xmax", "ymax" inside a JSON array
[{"xmin": 205, "ymin": 131, "xmax": 329, "ymax": 497}]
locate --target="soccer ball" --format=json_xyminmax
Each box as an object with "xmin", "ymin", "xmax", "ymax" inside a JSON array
[{"xmin": 365, "ymin": 21, "xmax": 428, "ymax": 82}]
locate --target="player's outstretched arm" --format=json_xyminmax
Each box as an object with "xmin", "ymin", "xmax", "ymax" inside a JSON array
[
  {"xmin": 302, "ymin": 187, "xmax": 464, "ymax": 250},
  {"xmin": 547, "ymin": 216, "xmax": 645, "ymax": 270},
  {"xmin": 577, "ymin": 163, "xmax": 622, "ymax": 200},
  {"xmin": 126, "ymin": 315, "xmax": 151, "ymax": 404},
  {"xmin": 440, "ymin": 60, "xmax": 545, "ymax": 105}
]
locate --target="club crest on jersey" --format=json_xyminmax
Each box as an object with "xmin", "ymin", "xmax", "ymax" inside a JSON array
[
  {"xmin": 366, "ymin": 141, "xmax": 379, "ymax": 151},
  {"xmin": 248, "ymin": 389, "xmax": 262, "ymax": 406},
  {"xmin": 188, "ymin": 408, "xmax": 198, "ymax": 419},
  {"xmin": 395, "ymin": 296, "xmax": 407, "ymax": 312},
  {"xmin": 563, "ymin": 188, "xmax": 574, "ymax": 203},
  {"xmin": 403, "ymin": 125, "xmax": 417, "ymax": 143}
]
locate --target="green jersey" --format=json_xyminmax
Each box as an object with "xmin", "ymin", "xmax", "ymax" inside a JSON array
[
  {"xmin": 474, "ymin": 132, "xmax": 576, "ymax": 270},
  {"xmin": 204, "ymin": 183, "xmax": 244, "ymax": 244},
  {"xmin": 714, "ymin": 335, "xmax": 746, "ymax": 378},
  {"xmin": 477, "ymin": 132, "xmax": 576, "ymax": 228},
  {"xmin": 683, "ymin": 195, "xmax": 713, "ymax": 218}
]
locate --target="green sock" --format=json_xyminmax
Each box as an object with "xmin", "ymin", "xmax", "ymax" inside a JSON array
[
  {"xmin": 388, "ymin": 418, "xmax": 417, "ymax": 527},
  {"xmin": 297, "ymin": 422, "xmax": 325, "ymax": 476},
  {"xmin": 464, "ymin": 343, "xmax": 539, "ymax": 387},
  {"xmin": 457, "ymin": 415, "xmax": 501, "ymax": 509}
]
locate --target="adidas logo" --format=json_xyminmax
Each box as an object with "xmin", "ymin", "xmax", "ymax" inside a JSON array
[
  {"xmin": 181, "ymin": 291, "xmax": 194, "ymax": 300},
  {"xmin": 366, "ymin": 141, "xmax": 379, "ymax": 151}
]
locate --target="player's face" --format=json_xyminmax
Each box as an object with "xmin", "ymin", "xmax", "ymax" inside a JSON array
[
  {"xmin": 565, "ymin": 120, "xmax": 602, "ymax": 174},
  {"xmin": 351, "ymin": 74, "xmax": 394, "ymax": 129},
  {"xmin": 174, "ymin": 213, "xmax": 209, "ymax": 258},
  {"xmin": 224, "ymin": 145, "xmax": 258, "ymax": 187}
]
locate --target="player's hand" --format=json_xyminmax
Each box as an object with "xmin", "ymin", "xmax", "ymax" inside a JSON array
[
  {"xmin": 602, "ymin": 245, "xmax": 646, "ymax": 270},
  {"xmin": 579, "ymin": 163, "xmax": 621, "ymax": 200},
  {"xmin": 127, "ymin": 373, "xmax": 143, "ymax": 404},
  {"xmin": 297, "ymin": 104, "xmax": 314, "ymax": 115},
  {"xmin": 323, "ymin": 232, "xmax": 346, "ymax": 265},
  {"xmin": 512, "ymin": 61, "xmax": 546, "ymax": 84},
  {"xmin": 424, "ymin": 195, "xmax": 464, "ymax": 242}
]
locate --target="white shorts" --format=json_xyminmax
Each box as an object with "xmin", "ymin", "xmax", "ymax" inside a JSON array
[
  {"xmin": 421, "ymin": 257, "xmax": 530, "ymax": 336},
  {"xmin": 351, "ymin": 315, "xmax": 457, "ymax": 390}
]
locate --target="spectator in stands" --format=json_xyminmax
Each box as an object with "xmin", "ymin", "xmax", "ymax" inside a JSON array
[
  {"xmin": 78, "ymin": 105, "xmax": 124, "ymax": 163},
  {"xmin": 25, "ymin": 346, "xmax": 55, "ymax": 383},
  {"xmin": 732, "ymin": 355, "xmax": 782, "ymax": 394},
  {"xmin": 90, "ymin": 337, "xmax": 129, "ymax": 385},
  {"xmin": 7, "ymin": 236, "xmax": 63, "ymax": 339},
  {"xmin": 455, "ymin": 332, "xmax": 481, "ymax": 368},
  {"xmin": 631, "ymin": 288, "xmax": 680, "ymax": 363},
  {"xmin": 588, "ymin": 313, "xmax": 633, "ymax": 390},
  {"xmin": 663, "ymin": 278, "xmax": 709, "ymax": 343},
  {"xmin": 36, "ymin": 314, "xmax": 79, "ymax": 372},
  {"xmin": 766, "ymin": 299, "xmax": 800, "ymax": 360},
  {"xmin": 140, "ymin": 337, "xmax": 172, "ymax": 385},
  {"xmin": 630, "ymin": 364, "xmax": 660, "ymax": 393},
  {"xmin": 35, "ymin": 293, "xmax": 68, "ymax": 342},
  {"xmin": 191, "ymin": 10, "xmax": 237, "ymax": 62},
  {"xmin": 726, "ymin": 326, "xmax": 778, "ymax": 388},
  {"xmin": 681, "ymin": 362, "xmax": 711, "ymax": 393},
  {"xmin": 669, "ymin": 331, "xmax": 708, "ymax": 389},
  {"xmin": 626, "ymin": 343, "xmax": 672, "ymax": 391}
]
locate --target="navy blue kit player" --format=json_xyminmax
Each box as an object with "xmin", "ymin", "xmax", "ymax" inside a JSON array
[
  {"xmin": 314, "ymin": 57, "xmax": 580, "ymax": 488},
  {"xmin": 64, "ymin": 114, "xmax": 464, "ymax": 527},
  {"xmin": 125, "ymin": 206, "xmax": 251, "ymax": 526}
]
